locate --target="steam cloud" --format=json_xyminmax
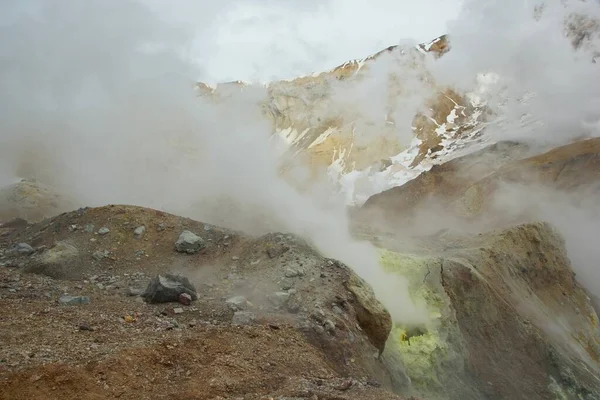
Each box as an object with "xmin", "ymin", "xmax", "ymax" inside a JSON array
[
  {"xmin": 0, "ymin": 0, "xmax": 430, "ymax": 324},
  {"xmin": 2, "ymin": 0, "xmax": 600, "ymax": 326}
]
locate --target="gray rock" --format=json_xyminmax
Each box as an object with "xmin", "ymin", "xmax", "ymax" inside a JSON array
[
  {"xmin": 173, "ymin": 307, "xmax": 184, "ymax": 314},
  {"xmin": 284, "ymin": 268, "xmax": 300, "ymax": 278},
  {"xmin": 98, "ymin": 227, "xmax": 110, "ymax": 235},
  {"xmin": 84, "ymin": 224, "xmax": 95, "ymax": 233},
  {"xmin": 16, "ymin": 243, "xmax": 34, "ymax": 256},
  {"xmin": 267, "ymin": 245, "xmax": 290, "ymax": 259},
  {"xmin": 134, "ymin": 226, "xmax": 146, "ymax": 237},
  {"xmin": 97, "ymin": 283, "xmax": 105, "ymax": 290},
  {"xmin": 92, "ymin": 250, "xmax": 110, "ymax": 261},
  {"xmin": 59, "ymin": 295, "xmax": 90, "ymax": 306},
  {"xmin": 281, "ymin": 279, "xmax": 295, "ymax": 290},
  {"xmin": 324, "ymin": 319, "xmax": 336, "ymax": 333},
  {"xmin": 232, "ymin": 311, "xmax": 256, "ymax": 326},
  {"xmin": 143, "ymin": 274, "xmax": 198, "ymax": 304},
  {"xmin": 128, "ymin": 287, "xmax": 145, "ymax": 296},
  {"xmin": 175, "ymin": 230, "xmax": 205, "ymax": 254},
  {"xmin": 25, "ymin": 242, "xmax": 79, "ymax": 279},
  {"xmin": 226, "ymin": 295, "xmax": 249, "ymax": 311},
  {"xmin": 268, "ymin": 292, "xmax": 290, "ymax": 308}
]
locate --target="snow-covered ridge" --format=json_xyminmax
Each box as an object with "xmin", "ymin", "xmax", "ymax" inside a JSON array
[{"xmin": 195, "ymin": 34, "xmax": 490, "ymax": 206}]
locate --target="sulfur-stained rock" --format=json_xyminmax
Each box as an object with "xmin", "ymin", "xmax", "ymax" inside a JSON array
[{"xmin": 0, "ymin": 179, "xmax": 78, "ymax": 222}]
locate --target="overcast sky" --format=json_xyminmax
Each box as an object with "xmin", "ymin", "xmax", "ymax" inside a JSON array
[{"xmin": 141, "ymin": 0, "xmax": 463, "ymax": 83}]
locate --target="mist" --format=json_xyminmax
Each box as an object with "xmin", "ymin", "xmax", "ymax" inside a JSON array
[
  {"xmin": 3, "ymin": 0, "xmax": 600, "ymax": 328},
  {"xmin": 0, "ymin": 0, "xmax": 432, "ymax": 325},
  {"xmin": 431, "ymin": 0, "xmax": 600, "ymax": 148}
]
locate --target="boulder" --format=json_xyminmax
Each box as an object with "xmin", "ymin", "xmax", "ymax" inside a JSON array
[
  {"xmin": 175, "ymin": 230, "xmax": 205, "ymax": 254},
  {"xmin": 24, "ymin": 241, "xmax": 79, "ymax": 279},
  {"xmin": 143, "ymin": 274, "xmax": 198, "ymax": 304}
]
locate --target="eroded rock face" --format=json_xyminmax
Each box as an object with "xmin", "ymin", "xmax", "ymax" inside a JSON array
[
  {"xmin": 378, "ymin": 222, "xmax": 600, "ymax": 400},
  {"xmin": 344, "ymin": 271, "xmax": 393, "ymax": 356}
]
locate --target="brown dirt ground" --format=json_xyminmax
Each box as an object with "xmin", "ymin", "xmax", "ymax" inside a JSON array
[{"xmin": 0, "ymin": 205, "xmax": 410, "ymax": 400}]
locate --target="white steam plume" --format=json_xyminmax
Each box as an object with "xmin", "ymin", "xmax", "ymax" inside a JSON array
[{"xmin": 0, "ymin": 0, "xmax": 429, "ymax": 325}]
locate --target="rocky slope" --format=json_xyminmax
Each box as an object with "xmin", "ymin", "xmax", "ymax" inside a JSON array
[
  {"xmin": 0, "ymin": 205, "xmax": 405, "ymax": 400},
  {"xmin": 2, "ymin": 204, "xmax": 600, "ymax": 399},
  {"xmin": 349, "ymin": 136, "xmax": 600, "ymax": 399},
  {"xmin": 360, "ymin": 137, "xmax": 600, "ymax": 226}
]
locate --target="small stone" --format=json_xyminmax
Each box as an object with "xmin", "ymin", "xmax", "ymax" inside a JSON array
[
  {"xmin": 280, "ymin": 279, "xmax": 295, "ymax": 291},
  {"xmin": 334, "ymin": 379, "xmax": 353, "ymax": 391},
  {"xmin": 332, "ymin": 305, "xmax": 343, "ymax": 315},
  {"xmin": 226, "ymin": 295, "xmax": 248, "ymax": 311},
  {"xmin": 324, "ymin": 319, "xmax": 336, "ymax": 333},
  {"xmin": 97, "ymin": 283, "xmax": 105, "ymax": 290},
  {"xmin": 284, "ymin": 268, "xmax": 300, "ymax": 278},
  {"xmin": 134, "ymin": 226, "xmax": 146, "ymax": 237},
  {"xmin": 59, "ymin": 295, "xmax": 90, "ymax": 306},
  {"xmin": 16, "ymin": 243, "xmax": 35, "ymax": 256},
  {"xmin": 232, "ymin": 311, "xmax": 255, "ymax": 326},
  {"xmin": 311, "ymin": 309, "xmax": 326, "ymax": 323},
  {"xmin": 267, "ymin": 245, "xmax": 290, "ymax": 259},
  {"xmin": 84, "ymin": 224, "xmax": 95, "ymax": 233},
  {"xmin": 175, "ymin": 231, "xmax": 205, "ymax": 254},
  {"xmin": 179, "ymin": 293, "xmax": 192, "ymax": 306},
  {"xmin": 232, "ymin": 256, "xmax": 239, "ymax": 261},
  {"xmin": 348, "ymin": 331, "xmax": 355, "ymax": 343},
  {"xmin": 78, "ymin": 324, "xmax": 93, "ymax": 331},
  {"xmin": 173, "ymin": 307, "xmax": 184, "ymax": 314},
  {"xmin": 157, "ymin": 223, "xmax": 166, "ymax": 232},
  {"xmin": 92, "ymin": 250, "xmax": 110, "ymax": 261},
  {"xmin": 268, "ymin": 292, "xmax": 290, "ymax": 308},
  {"xmin": 98, "ymin": 227, "xmax": 110, "ymax": 235},
  {"xmin": 366, "ymin": 379, "xmax": 380, "ymax": 387}
]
